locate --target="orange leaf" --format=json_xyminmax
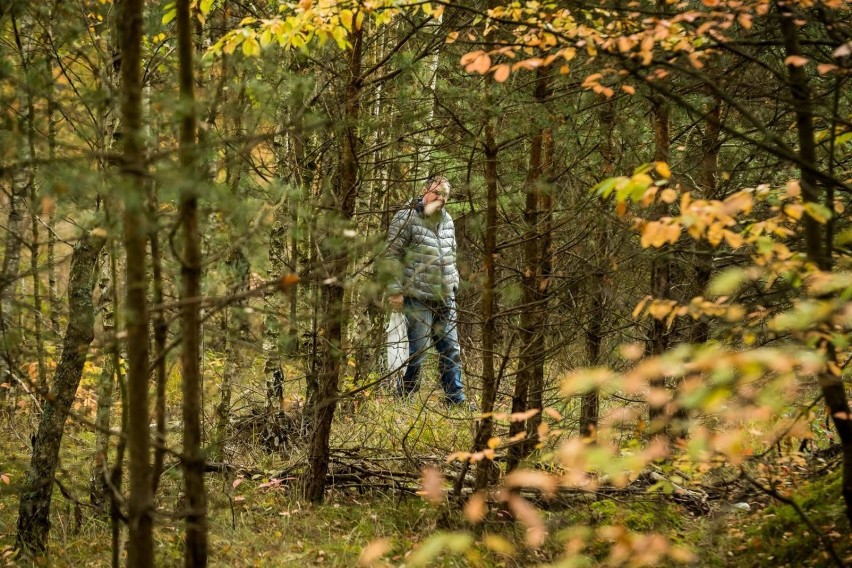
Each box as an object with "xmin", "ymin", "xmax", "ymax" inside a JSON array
[
  {"xmin": 358, "ymin": 538, "xmax": 391, "ymax": 567},
  {"xmin": 504, "ymin": 469, "xmax": 558, "ymax": 497},
  {"xmin": 784, "ymin": 55, "xmax": 808, "ymax": 67},
  {"xmin": 621, "ymin": 84, "xmax": 636, "ymax": 94},
  {"xmin": 419, "ymin": 466, "xmax": 445, "ymax": 504},
  {"xmin": 510, "ymin": 408, "xmax": 539, "ymax": 422},
  {"xmin": 469, "ymin": 53, "xmax": 492, "ymax": 74},
  {"xmin": 660, "ymin": 188, "xmax": 677, "ymax": 204},
  {"xmin": 505, "ymin": 494, "xmax": 546, "ymax": 548},
  {"xmin": 492, "ymin": 64, "xmax": 510, "ymax": 83},
  {"xmin": 464, "ymin": 492, "xmax": 487, "ymax": 523},
  {"xmin": 460, "ymin": 50, "xmax": 484, "ymax": 66}
]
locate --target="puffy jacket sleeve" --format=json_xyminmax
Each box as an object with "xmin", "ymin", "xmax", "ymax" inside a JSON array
[
  {"xmin": 384, "ymin": 208, "xmax": 410, "ymax": 296},
  {"xmin": 446, "ymin": 214, "xmax": 460, "ymax": 295}
]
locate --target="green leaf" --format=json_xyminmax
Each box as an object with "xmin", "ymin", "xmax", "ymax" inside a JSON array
[
  {"xmin": 162, "ymin": 7, "xmax": 177, "ymax": 25},
  {"xmin": 835, "ymin": 131, "xmax": 852, "ymax": 145},
  {"xmin": 803, "ymin": 202, "xmax": 832, "ymax": 224},
  {"xmin": 592, "ymin": 177, "xmax": 617, "ymax": 198},
  {"xmin": 633, "ymin": 162, "xmax": 652, "ymax": 175},
  {"xmin": 407, "ymin": 533, "xmax": 473, "ymax": 567}
]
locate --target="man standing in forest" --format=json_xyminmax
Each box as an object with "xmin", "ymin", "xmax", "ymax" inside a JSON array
[{"xmin": 385, "ymin": 175, "xmax": 466, "ymax": 406}]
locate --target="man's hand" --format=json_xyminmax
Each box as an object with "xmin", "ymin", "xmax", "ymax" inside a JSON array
[{"xmin": 388, "ymin": 294, "xmax": 404, "ymax": 311}]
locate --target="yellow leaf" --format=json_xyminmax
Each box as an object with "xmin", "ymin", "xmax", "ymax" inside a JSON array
[
  {"xmin": 655, "ymin": 161, "xmax": 672, "ymax": 178},
  {"xmin": 648, "ymin": 300, "xmax": 673, "ymax": 320},
  {"xmin": 339, "ymin": 9, "xmax": 353, "ymax": 31},
  {"xmin": 483, "ymin": 534, "xmax": 515, "ymax": 556},
  {"xmin": 493, "ymin": 64, "xmax": 510, "ymax": 82},
  {"xmin": 707, "ymin": 223, "xmax": 724, "ymax": 246},
  {"xmin": 784, "ymin": 203, "xmax": 804, "ymax": 220},
  {"xmin": 486, "ymin": 436, "xmax": 501, "ymax": 449},
  {"xmin": 723, "ymin": 230, "xmax": 743, "ymax": 249}
]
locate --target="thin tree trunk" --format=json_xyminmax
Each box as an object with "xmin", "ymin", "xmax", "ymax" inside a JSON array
[
  {"xmin": 778, "ymin": 0, "xmax": 852, "ymax": 524},
  {"xmin": 22, "ymin": 49, "xmax": 47, "ymax": 396},
  {"xmin": 149, "ymin": 204, "xmax": 168, "ymax": 493},
  {"xmin": 647, "ymin": 93, "xmax": 671, "ymax": 433},
  {"xmin": 213, "ymin": 248, "xmax": 249, "ymax": 460},
  {"xmin": 522, "ymin": 70, "xmax": 552, "ymax": 461},
  {"xmin": 176, "ymin": 0, "xmax": 207, "ymax": 561},
  {"xmin": 507, "ymin": 73, "xmax": 550, "ymax": 472},
  {"xmin": 45, "ymin": 54, "xmax": 59, "ymax": 334},
  {"xmin": 90, "ymin": 245, "xmax": 117, "ymax": 515},
  {"xmin": 690, "ymin": 96, "xmax": 721, "ymax": 345},
  {"xmin": 2, "ymin": 14, "xmax": 31, "ymax": 412},
  {"xmin": 303, "ymin": 26, "xmax": 363, "ymax": 503},
  {"xmin": 474, "ymin": 94, "xmax": 499, "ymax": 489},
  {"xmin": 118, "ymin": 0, "xmax": 154, "ymax": 563},
  {"xmin": 530, "ymin": 124, "xmax": 554, "ymax": 440},
  {"xmin": 15, "ymin": 232, "xmax": 105, "ymax": 555},
  {"xmin": 581, "ymin": 96, "xmax": 616, "ymax": 440}
]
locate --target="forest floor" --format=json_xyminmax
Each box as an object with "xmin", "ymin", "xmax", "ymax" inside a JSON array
[{"xmin": 1, "ymin": 388, "xmax": 850, "ymax": 567}]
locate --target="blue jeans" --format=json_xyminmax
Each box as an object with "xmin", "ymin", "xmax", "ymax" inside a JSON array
[{"xmin": 397, "ymin": 297, "xmax": 465, "ymax": 405}]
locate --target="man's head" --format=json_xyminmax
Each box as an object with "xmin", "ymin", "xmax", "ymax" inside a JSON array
[{"xmin": 421, "ymin": 176, "xmax": 451, "ymax": 215}]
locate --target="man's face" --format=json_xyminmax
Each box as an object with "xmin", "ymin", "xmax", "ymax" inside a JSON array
[{"xmin": 422, "ymin": 181, "xmax": 450, "ymax": 212}]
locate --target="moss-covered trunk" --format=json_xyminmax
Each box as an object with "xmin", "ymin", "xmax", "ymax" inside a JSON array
[{"xmin": 15, "ymin": 232, "xmax": 105, "ymax": 555}]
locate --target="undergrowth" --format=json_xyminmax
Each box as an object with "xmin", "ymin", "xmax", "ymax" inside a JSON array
[{"xmin": 1, "ymin": 380, "xmax": 849, "ymax": 566}]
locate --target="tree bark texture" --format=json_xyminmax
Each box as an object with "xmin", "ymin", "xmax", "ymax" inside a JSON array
[
  {"xmin": 15, "ymin": 232, "xmax": 105, "ymax": 555},
  {"xmin": 118, "ymin": 0, "xmax": 154, "ymax": 564},
  {"xmin": 581, "ymin": 95, "xmax": 616, "ymax": 440},
  {"xmin": 177, "ymin": 0, "xmax": 208, "ymax": 562},
  {"xmin": 90, "ymin": 246, "xmax": 117, "ymax": 515},
  {"xmin": 508, "ymin": 70, "xmax": 551, "ymax": 471},
  {"xmin": 473, "ymin": 78, "xmax": 500, "ymax": 489}
]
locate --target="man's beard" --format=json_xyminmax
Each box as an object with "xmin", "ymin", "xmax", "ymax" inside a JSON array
[{"xmin": 423, "ymin": 200, "xmax": 443, "ymax": 216}]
